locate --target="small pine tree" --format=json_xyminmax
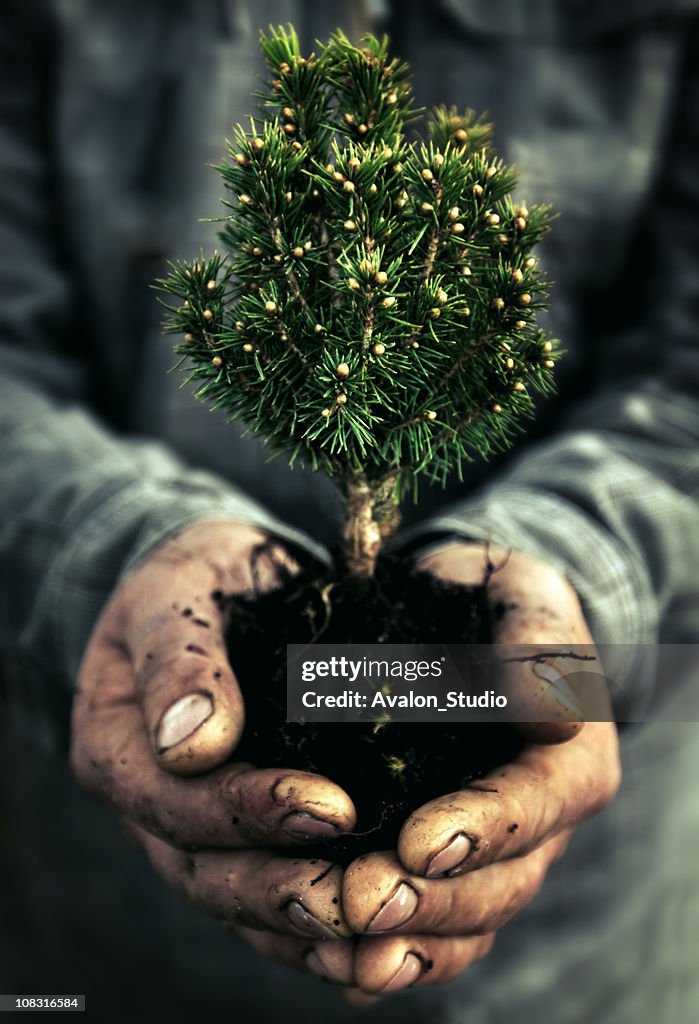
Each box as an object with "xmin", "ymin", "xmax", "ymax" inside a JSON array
[{"xmin": 159, "ymin": 26, "xmax": 558, "ymax": 581}]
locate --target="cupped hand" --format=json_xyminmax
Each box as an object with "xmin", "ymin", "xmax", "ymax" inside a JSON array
[
  {"xmin": 339, "ymin": 542, "xmax": 621, "ymax": 997},
  {"xmin": 70, "ymin": 520, "xmax": 356, "ymax": 944}
]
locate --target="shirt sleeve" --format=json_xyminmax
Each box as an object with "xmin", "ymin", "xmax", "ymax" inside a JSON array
[
  {"xmin": 398, "ymin": 24, "xmax": 699, "ymax": 717},
  {"xmin": 0, "ymin": 1, "xmax": 328, "ymax": 752}
]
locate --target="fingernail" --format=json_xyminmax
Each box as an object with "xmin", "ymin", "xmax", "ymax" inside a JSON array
[
  {"xmin": 367, "ymin": 883, "xmax": 418, "ymax": 933},
  {"xmin": 282, "ymin": 811, "xmax": 340, "ymax": 841},
  {"xmin": 380, "ymin": 953, "xmax": 423, "ymax": 994},
  {"xmin": 425, "ymin": 832, "xmax": 471, "ymax": 878},
  {"xmin": 156, "ymin": 692, "xmax": 214, "ymax": 752},
  {"xmin": 304, "ymin": 949, "xmax": 328, "ymax": 980},
  {"xmin": 285, "ymin": 900, "xmax": 338, "ymax": 939}
]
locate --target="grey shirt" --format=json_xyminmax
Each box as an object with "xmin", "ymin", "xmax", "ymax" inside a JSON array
[{"xmin": 1, "ymin": 1, "xmax": 698, "ymax": 1021}]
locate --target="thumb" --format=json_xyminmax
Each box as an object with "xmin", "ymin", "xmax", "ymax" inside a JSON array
[
  {"xmin": 486, "ymin": 552, "xmax": 593, "ymax": 745},
  {"xmin": 128, "ymin": 586, "xmax": 245, "ymax": 777},
  {"xmin": 417, "ymin": 543, "xmax": 592, "ymax": 745}
]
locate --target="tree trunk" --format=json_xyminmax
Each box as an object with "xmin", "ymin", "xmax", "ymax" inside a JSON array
[{"xmin": 341, "ymin": 470, "xmax": 402, "ymax": 580}]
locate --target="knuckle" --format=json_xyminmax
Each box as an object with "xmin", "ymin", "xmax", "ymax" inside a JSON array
[
  {"xmin": 162, "ymin": 849, "xmax": 197, "ymax": 896},
  {"xmin": 469, "ymin": 902, "xmax": 501, "ymax": 935},
  {"xmin": 549, "ymin": 831, "xmax": 571, "ymax": 864},
  {"xmin": 221, "ymin": 872, "xmax": 253, "ymax": 925},
  {"xmin": 169, "ymin": 849, "xmax": 197, "ymax": 893},
  {"xmin": 497, "ymin": 882, "xmax": 530, "ymax": 928},
  {"xmin": 68, "ymin": 733, "xmax": 114, "ymax": 800},
  {"xmin": 68, "ymin": 740, "xmax": 94, "ymax": 790},
  {"xmin": 493, "ymin": 859, "xmax": 545, "ymax": 931},
  {"xmin": 596, "ymin": 752, "xmax": 622, "ymax": 811},
  {"xmin": 475, "ymin": 933, "xmax": 495, "ymax": 961},
  {"xmin": 584, "ymin": 728, "xmax": 622, "ymax": 815}
]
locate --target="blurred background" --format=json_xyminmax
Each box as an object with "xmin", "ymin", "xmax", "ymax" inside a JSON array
[{"xmin": 1, "ymin": 1, "xmax": 698, "ymax": 1021}]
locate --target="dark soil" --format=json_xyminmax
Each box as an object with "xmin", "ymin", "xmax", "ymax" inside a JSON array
[{"xmin": 225, "ymin": 545, "xmax": 521, "ymax": 864}]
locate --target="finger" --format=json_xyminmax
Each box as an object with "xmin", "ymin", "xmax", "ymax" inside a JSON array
[
  {"xmin": 397, "ymin": 721, "xmax": 619, "ymax": 877},
  {"xmin": 222, "ymin": 765, "xmax": 357, "ymax": 844},
  {"xmin": 235, "ymin": 927, "xmax": 356, "ymax": 986},
  {"xmin": 304, "ymin": 939, "xmax": 356, "ymax": 986},
  {"xmin": 133, "ymin": 615, "xmax": 244, "ymax": 778},
  {"xmin": 354, "ymin": 932, "xmax": 494, "ymax": 994},
  {"xmin": 119, "ymin": 523, "xmax": 297, "ymax": 775},
  {"xmin": 121, "ymin": 548, "xmax": 247, "ymax": 776},
  {"xmin": 72, "ymin": 645, "xmax": 355, "ymax": 847},
  {"xmin": 345, "ymin": 835, "xmax": 569, "ymax": 937},
  {"xmin": 136, "ymin": 827, "xmax": 352, "ymax": 937},
  {"xmin": 418, "ymin": 544, "xmax": 596, "ymax": 742}
]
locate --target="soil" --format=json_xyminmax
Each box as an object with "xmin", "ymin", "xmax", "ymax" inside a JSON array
[{"xmin": 225, "ymin": 544, "xmax": 521, "ymax": 865}]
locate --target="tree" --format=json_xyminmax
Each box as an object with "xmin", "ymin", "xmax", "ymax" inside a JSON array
[{"xmin": 159, "ymin": 25, "xmax": 558, "ymax": 582}]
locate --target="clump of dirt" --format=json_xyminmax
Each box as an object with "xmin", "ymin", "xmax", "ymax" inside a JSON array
[{"xmin": 225, "ymin": 546, "xmax": 520, "ymax": 864}]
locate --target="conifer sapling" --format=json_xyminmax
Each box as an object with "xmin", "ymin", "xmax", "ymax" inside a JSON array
[
  {"xmin": 158, "ymin": 26, "xmax": 559, "ymax": 856},
  {"xmin": 160, "ymin": 25, "xmax": 558, "ymax": 582}
]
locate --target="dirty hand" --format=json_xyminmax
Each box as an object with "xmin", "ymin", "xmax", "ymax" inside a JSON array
[
  {"xmin": 70, "ymin": 520, "xmax": 356, "ymax": 954},
  {"xmin": 339, "ymin": 543, "xmax": 621, "ymax": 1000}
]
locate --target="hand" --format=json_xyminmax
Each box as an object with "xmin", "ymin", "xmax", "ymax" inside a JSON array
[
  {"xmin": 70, "ymin": 520, "xmax": 356, "ymax": 951},
  {"xmin": 339, "ymin": 542, "xmax": 621, "ymax": 999}
]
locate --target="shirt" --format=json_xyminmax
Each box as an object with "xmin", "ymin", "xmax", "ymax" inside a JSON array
[{"xmin": 1, "ymin": 1, "xmax": 698, "ymax": 1021}]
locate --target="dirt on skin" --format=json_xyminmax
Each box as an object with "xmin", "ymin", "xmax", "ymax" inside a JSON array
[{"xmin": 224, "ymin": 544, "xmax": 521, "ymax": 864}]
